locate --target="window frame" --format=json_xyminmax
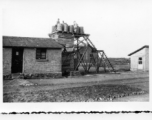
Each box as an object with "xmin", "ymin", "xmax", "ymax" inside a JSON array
[
  {"xmin": 139, "ymin": 57, "xmax": 142, "ymax": 60},
  {"xmin": 138, "ymin": 61, "xmax": 142, "ymax": 64},
  {"xmin": 138, "ymin": 57, "xmax": 143, "ymax": 65},
  {"xmin": 36, "ymin": 48, "xmax": 47, "ymax": 61}
]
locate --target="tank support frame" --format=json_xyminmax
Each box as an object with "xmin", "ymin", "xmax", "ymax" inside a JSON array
[
  {"xmin": 49, "ymin": 31, "xmax": 116, "ymax": 74},
  {"xmin": 72, "ymin": 34, "xmax": 116, "ymax": 73}
]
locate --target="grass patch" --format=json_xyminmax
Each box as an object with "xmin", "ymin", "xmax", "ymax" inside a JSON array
[{"xmin": 3, "ymin": 84, "xmax": 145, "ymax": 102}]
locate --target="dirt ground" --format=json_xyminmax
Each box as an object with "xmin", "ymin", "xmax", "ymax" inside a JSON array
[{"xmin": 3, "ymin": 71, "xmax": 149, "ymax": 102}]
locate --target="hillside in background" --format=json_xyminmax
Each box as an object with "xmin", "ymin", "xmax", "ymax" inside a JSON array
[
  {"xmin": 107, "ymin": 58, "xmax": 130, "ymax": 72},
  {"xmin": 79, "ymin": 58, "xmax": 130, "ymax": 73},
  {"xmin": 108, "ymin": 58, "xmax": 130, "ymax": 65}
]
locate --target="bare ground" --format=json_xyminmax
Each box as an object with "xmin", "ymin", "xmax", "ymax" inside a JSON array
[{"xmin": 3, "ymin": 71, "xmax": 149, "ymax": 102}]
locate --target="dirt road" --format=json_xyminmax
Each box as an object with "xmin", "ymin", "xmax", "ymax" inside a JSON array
[{"xmin": 3, "ymin": 71, "xmax": 149, "ymax": 102}]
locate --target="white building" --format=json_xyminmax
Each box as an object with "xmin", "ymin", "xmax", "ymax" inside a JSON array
[{"xmin": 128, "ymin": 45, "xmax": 149, "ymax": 71}]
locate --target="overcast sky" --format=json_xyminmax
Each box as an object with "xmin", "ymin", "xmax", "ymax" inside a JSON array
[{"xmin": 1, "ymin": 0, "xmax": 152, "ymax": 57}]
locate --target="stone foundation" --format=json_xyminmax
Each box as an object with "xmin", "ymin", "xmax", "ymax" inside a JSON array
[
  {"xmin": 3, "ymin": 74, "xmax": 13, "ymax": 80},
  {"xmin": 24, "ymin": 72, "xmax": 62, "ymax": 79},
  {"xmin": 3, "ymin": 72, "xmax": 62, "ymax": 80}
]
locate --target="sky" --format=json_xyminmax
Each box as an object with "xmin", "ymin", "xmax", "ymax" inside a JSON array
[
  {"xmin": 0, "ymin": 0, "xmax": 152, "ymax": 114},
  {"xmin": 1, "ymin": 0, "xmax": 152, "ymax": 57}
]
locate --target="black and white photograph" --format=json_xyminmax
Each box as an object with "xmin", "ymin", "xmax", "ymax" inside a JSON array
[{"xmin": 0, "ymin": 0, "xmax": 152, "ymax": 115}]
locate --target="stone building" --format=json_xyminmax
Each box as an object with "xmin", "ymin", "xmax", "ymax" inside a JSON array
[
  {"xmin": 3, "ymin": 36, "xmax": 63, "ymax": 79},
  {"xmin": 128, "ymin": 45, "xmax": 149, "ymax": 71}
]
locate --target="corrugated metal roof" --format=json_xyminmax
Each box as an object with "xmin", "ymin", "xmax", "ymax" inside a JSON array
[
  {"xmin": 3, "ymin": 36, "xmax": 63, "ymax": 48},
  {"xmin": 128, "ymin": 45, "xmax": 149, "ymax": 56}
]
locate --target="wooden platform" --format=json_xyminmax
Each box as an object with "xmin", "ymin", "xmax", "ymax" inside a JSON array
[{"xmin": 49, "ymin": 31, "xmax": 90, "ymax": 38}]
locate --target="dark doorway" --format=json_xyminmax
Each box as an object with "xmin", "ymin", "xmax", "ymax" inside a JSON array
[{"xmin": 11, "ymin": 48, "xmax": 23, "ymax": 73}]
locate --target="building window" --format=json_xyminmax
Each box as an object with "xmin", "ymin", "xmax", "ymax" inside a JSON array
[
  {"xmin": 36, "ymin": 48, "xmax": 46, "ymax": 59},
  {"xmin": 138, "ymin": 57, "xmax": 142, "ymax": 64}
]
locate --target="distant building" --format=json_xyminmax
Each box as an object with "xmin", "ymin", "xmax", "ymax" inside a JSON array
[
  {"xmin": 3, "ymin": 36, "xmax": 63, "ymax": 79},
  {"xmin": 128, "ymin": 45, "xmax": 149, "ymax": 71}
]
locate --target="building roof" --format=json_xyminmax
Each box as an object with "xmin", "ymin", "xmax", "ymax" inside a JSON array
[
  {"xmin": 3, "ymin": 36, "xmax": 63, "ymax": 48},
  {"xmin": 128, "ymin": 45, "xmax": 149, "ymax": 56}
]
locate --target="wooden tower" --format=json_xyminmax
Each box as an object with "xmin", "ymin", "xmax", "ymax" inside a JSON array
[{"xmin": 49, "ymin": 20, "xmax": 116, "ymax": 75}]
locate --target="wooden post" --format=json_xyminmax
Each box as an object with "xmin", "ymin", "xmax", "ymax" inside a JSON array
[
  {"xmin": 96, "ymin": 52, "xmax": 98, "ymax": 73},
  {"xmin": 76, "ymin": 38, "xmax": 79, "ymax": 71},
  {"xmin": 103, "ymin": 51, "xmax": 116, "ymax": 73},
  {"xmin": 74, "ymin": 46, "xmax": 88, "ymax": 71}
]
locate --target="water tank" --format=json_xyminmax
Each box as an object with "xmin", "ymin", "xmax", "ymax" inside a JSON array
[
  {"xmin": 63, "ymin": 23, "xmax": 69, "ymax": 32},
  {"xmin": 74, "ymin": 26, "xmax": 79, "ymax": 34},
  {"xmin": 52, "ymin": 26, "xmax": 57, "ymax": 33},
  {"xmin": 69, "ymin": 25, "xmax": 74, "ymax": 33},
  {"xmin": 57, "ymin": 23, "xmax": 63, "ymax": 31},
  {"xmin": 76, "ymin": 26, "xmax": 80, "ymax": 34},
  {"xmin": 79, "ymin": 27, "xmax": 84, "ymax": 34}
]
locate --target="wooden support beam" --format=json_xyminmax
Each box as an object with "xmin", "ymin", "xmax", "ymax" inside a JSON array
[
  {"xmin": 77, "ymin": 39, "xmax": 86, "ymax": 45},
  {"xmin": 74, "ymin": 46, "xmax": 88, "ymax": 71},
  {"xmin": 72, "ymin": 35, "xmax": 116, "ymax": 73},
  {"xmin": 103, "ymin": 51, "xmax": 116, "ymax": 73},
  {"xmin": 85, "ymin": 37, "xmax": 97, "ymax": 50},
  {"xmin": 87, "ymin": 57, "xmax": 93, "ymax": 72},
  {"xmin": 100, "ymin": 53, "xmax": 110, "ymax": 72}
]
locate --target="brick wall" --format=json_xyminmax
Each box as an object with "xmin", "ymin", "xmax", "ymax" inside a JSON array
[
  {"xmin": 3, "ymin": 48, "xmax": 12, "ymax": 75},
  {"xmin": 23, "ymin": 48, "xmax": 62, "ymax": 74}
]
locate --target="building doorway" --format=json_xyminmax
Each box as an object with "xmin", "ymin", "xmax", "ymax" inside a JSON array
[
  {"xmin": 11, "ymin": 48, "xmax": 23, "ymax": 73},
  {"xmin": 138, "ymin": 57, "xmax": 143, "ymax": 70}
]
